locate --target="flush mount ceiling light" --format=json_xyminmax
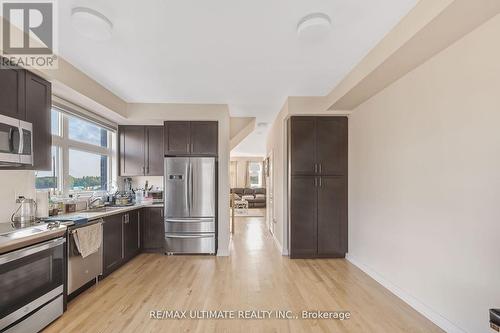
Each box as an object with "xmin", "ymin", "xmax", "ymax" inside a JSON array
[
  {"xmin": 297, "ymin": 13, "xmax": 332, "ymax": 42},
  {"xmin": 71, "ymin": 7, "xmax": 113, "ymax": 41},
  {"xmin": 256, "ymin": 122, "xmax": 268, "ymax": 134}
]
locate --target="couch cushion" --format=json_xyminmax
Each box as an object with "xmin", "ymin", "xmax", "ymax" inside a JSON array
[
  {"xmin": 243, "ymin": 188, "xmax": 255, "ymax": 195},
  {"xmin": 231, "ymin": 188, "xmax": 245, "ymax": 195},
  {"xmin": 241, "ymin": 195, "xmax": 254, "ymax": 201},
  {"xmin": 254, "ymin": 188, "xmax": 266, "ymax": 195},
  {"xmin": 255, "ymin": 194, "xmax": 265, "ymax": 200}
]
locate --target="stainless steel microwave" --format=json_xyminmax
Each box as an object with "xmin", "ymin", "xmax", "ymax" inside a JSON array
[{"xmin": 0, "ymin": 114, "xmax": 33, "ymax": 166}]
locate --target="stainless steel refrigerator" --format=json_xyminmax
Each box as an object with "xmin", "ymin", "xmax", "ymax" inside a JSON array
[{"xmin": 164, "ymin": 157, "xmax": 216, "ymax": 254}]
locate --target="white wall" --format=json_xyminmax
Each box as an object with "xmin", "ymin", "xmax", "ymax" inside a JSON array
[
  {"xmin": 348, "ymin": 13, "xmax": 500, "ymax": 333},
  {"xmin": 0, "ymin": 171, "xmax": 36, "ymax": 223}
]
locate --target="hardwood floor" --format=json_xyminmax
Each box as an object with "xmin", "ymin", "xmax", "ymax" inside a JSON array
[{"xmin": 44, "ymin": 217, "xmax": 442, "ymax": 333}]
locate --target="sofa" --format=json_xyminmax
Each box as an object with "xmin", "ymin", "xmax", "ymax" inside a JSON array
[{"xmin": 231, "ymin": 188, "xmax": 266, "ymax": 208}]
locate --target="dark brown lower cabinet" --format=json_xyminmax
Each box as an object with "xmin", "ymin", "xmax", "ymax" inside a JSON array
[
  {"xmin": 123, "ymin": 210, "xmax": 140, "ymax": 261},
  {"xmin": 317, "ymin": 176, "xmax": 347, "ymax": 257},
  {"xmin": 102, "ymin": 214, "xmax": 123, "ymax": 276},
  {"xmin": 142, "ymin": 207, "xmax": 165, "ymax": 252},
  {"xmin": 103, "ymin": 209, "xmax": 142, "ymax": 277},
  {"xmin": 290, "ymin": 176, "xmax": 318, "ymax": 258},
  {"xmin": 290, "ymin": 176, "xmax": 347, "ymax": 259}
]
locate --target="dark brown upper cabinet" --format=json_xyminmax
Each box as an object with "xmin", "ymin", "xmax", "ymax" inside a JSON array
[
  {"xmin": 164, "ymin": 121, "xmax": 190, "ymax": 155},
  {"xmin": 119, "ymin": 125, "xmax": 164, "ymax": 176},
  {"xmin": 316, "ymin": 117, "xmax": 348, "ymax": 176},
  {"xmin": 190, "ymin": 121, "xmax": 218, "ymax": 155},
  {"xmin": 290, "ymin": 116, "xmax": 347, "ymax": 176},
  {"xmin": 0, "ymin": 64, "xmax": 52, "ymax": 171},
  {"xmin": 145, "ymin": 126, "xmax": 164, "ymax": 176},
  {"xmin": 0, "ymin": 67, "xmax": 25, "ymax": 120},
  {"xmin": 120, "ymin": 126, "xmax": 145, "ymax": 176},
  {"xmin": 164, "ymin": 121, "xmax": 217, "ymax": 156},
  {"xmin": 25, "ymin": 72, "xmax": 52, "ymax": 171},
  {"xmin": 290, "ymin": 117, "xmax": 316, "ymax": 175}
]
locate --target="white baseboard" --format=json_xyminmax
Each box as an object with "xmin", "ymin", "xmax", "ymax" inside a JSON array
[
  {"xmin": 271, "ymin": 233, "xmax": 283, "ymax": 254},
  {"xmin": 346, "ymin": 254, "xmax": 466, "ymax": 333}
]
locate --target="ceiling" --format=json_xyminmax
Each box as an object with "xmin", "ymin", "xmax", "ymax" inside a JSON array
[{"xmin": 58, "ymin": 0, "xmax": 418, "ymax": 156}]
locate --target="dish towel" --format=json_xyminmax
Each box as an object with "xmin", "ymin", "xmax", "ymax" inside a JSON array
[{"xmin": 73, "ymin": 223, "xmax": 102, "ymax": 258}]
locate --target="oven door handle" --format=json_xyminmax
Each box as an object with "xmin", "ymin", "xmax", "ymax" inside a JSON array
[{"xmin": 0, "ymin": 237, "xmax": 66, "ymax": 265}]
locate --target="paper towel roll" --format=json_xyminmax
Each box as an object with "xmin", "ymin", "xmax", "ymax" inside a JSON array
[{"xmin": 36, "ymin": 191, "xmax": 49, "ymax": 218}]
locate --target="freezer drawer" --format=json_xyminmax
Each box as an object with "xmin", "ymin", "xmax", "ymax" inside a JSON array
[
  {"xmin": 165, "ymin": 218, "xmax": 215, "ymax": 233},
  {"xmin": 165, "ymin": 233, "xmax": 215, "ymax": 254}
]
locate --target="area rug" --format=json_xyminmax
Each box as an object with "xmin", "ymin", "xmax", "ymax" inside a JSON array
[{"xmin": 231, "ymin": 208, "xmax": 266, "ymax": 217}]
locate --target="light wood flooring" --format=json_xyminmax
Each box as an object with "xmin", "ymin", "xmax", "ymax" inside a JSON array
[{"xmin": 44, "ymin": 217, "xmax": 442, "ymax": 333}]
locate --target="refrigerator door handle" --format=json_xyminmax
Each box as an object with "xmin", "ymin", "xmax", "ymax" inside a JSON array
[
  {"xmin": 190, "ymin": 161, "xmax": 194, "ymax": 215},
  {"xmin": 165, "ymin": 234, "xmax": 214, "ymax": 239},
  {"xmin": 165, "ymin": 218, "xmax": 214, "ymax": 223},
  {"xmin": 186, "ymin": 161, "xmax": 191, "ymax": 214}
]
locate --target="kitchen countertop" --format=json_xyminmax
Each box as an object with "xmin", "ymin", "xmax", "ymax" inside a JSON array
[
  {"xmin": 0, "ymin": 223, "xmax": 67, "ymax": 254},
  {"xmin": 0, "ymin": 202, "xmax": 163, "ymax": 254},
  {"xmin": 53, "ymin": 201, "xmax": 164, "ymax": 222}
]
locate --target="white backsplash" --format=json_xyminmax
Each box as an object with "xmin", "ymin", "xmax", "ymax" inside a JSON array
[
  {"xmin": 118, "ymin": 176, "xmax": 163, "ymax": 191},
  {"xmin": 0, "ymin": 170, "xmax": 36, "ymax": 223}
]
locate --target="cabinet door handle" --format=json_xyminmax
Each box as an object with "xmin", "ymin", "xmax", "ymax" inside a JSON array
[
  {"xmin": 314, "ymin": 177, "xmax": 318, "ymax": 187},
  {"xmin": 319, "ymin": 164, "xmax": 322, "ymax": 173},
  {"xmin": 319, "ymin": 177, "xmax": 322, "ymax": 187},
  {"xmin": 187, "ymin": 143, "xmax": 190, "ymax": 152},
  {"xmin": 314, "ymin": 164, "xmax": 317, "ymax": 173}
]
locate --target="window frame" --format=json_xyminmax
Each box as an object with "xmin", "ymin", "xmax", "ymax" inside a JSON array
[
  {"xmin": 36, "ymin": 107, "xmax": 117, "ymax": 195},
  {"xmin": 247, "ymin": 161, "xmax": 263, "ymax": 188}
]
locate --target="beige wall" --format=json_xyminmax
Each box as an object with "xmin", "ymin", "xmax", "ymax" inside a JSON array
[
  {"xmin": 348, "ymin": 13, "xmax": 500, "ymax": 333},
  {"xmin": 230, "ymin": 156, "xmax": 265, "ymax": 188},
  {"xmin": 266, "ymin": 100, "xmax": 288, "ymax": 254}
]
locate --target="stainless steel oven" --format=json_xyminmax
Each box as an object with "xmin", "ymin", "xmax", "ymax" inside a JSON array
[
  {"xmin": 0, "ymin": 114, "xmax": 33, "ymax": 166},
  {"xmin": 0, "ymin": 237, "xmax": 65, "ymax": 332}
]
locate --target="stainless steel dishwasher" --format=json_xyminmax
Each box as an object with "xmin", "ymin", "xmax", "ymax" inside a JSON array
[{"xmin": 68, "ymin": 219, "xmax": 103, "ymax": 295}]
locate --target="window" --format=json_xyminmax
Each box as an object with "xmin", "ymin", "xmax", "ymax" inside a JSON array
[
  {"xmin": 69, "ymin": 149, "xmax": 108, "ymax": 191},
  {"xmin": 35, "ymin": 108, "xmax": 116, "ymax": 195},
  {"xmin": 35, "ymin": 146, "xmax": 60, "ymax": 190},
  {"xmin": 248, "ymin": 162, "xmax": 263, "ymax": 188},
  {"xmin": 68, "ymin": 115, "xmax": 108, "ymax": 147}
]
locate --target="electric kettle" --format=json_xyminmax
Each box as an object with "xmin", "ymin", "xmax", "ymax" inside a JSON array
[{"xmin": 11, "ymin": 196, "xmax": 37, "ymax": 228}]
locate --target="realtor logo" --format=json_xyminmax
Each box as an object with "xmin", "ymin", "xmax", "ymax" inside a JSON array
[{"xmin": 1, "ymin": 0, "xmax": 58, "ymax": 68}]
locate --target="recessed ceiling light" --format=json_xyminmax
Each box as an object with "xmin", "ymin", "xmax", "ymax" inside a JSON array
[
  {"xmin": 71, "ymin": 7, "xmax": 113, "ymax": 41},
  {"xmin": 297, "ymin": 13, "xmax": 332, "ymax": 42}
]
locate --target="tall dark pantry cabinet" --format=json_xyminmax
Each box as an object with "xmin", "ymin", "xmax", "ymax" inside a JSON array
[{"xmin": 289, "ymin": 116, "xmax": 348, "ymax": 259}]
